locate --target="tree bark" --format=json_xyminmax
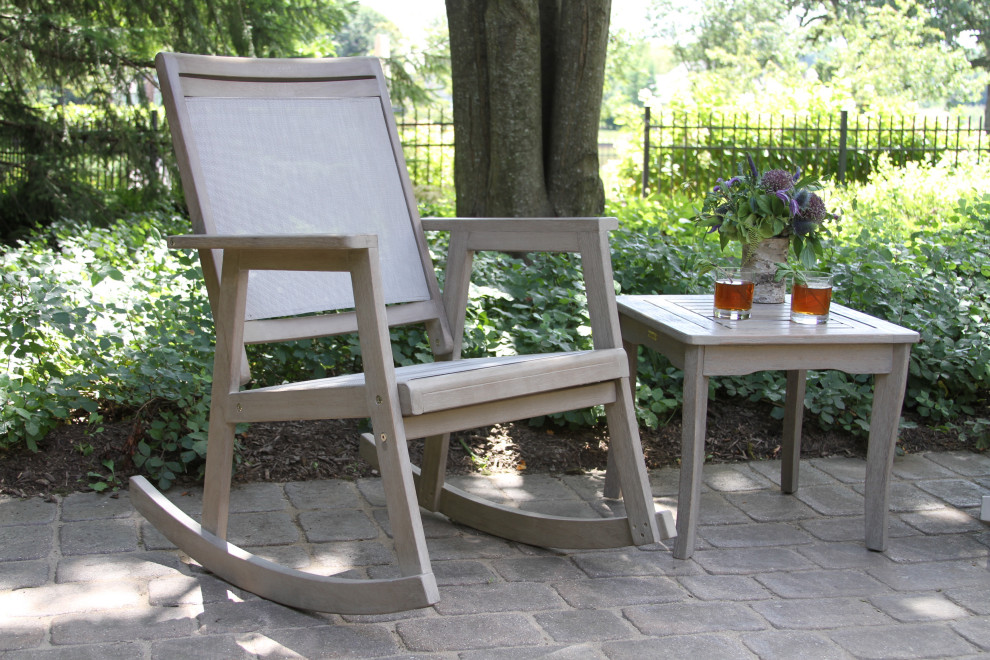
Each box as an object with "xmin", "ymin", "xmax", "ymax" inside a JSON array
[
  {"xmin": 446, "ymin": 0, "xmax": 610, "ymax": 219},
  {"xmin": 548, "ymin": 0, "xmax": 609, "ymax": 216}
]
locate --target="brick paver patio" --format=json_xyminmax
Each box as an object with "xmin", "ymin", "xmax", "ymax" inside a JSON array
[{"xmin": 1, "ymin": 451, "xmax": 988, "ymax": 658}]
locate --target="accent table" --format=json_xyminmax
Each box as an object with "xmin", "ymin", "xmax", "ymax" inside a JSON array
[{"xmin": 615, "ymin": 294, "xmax": 920, "ymax": 559}]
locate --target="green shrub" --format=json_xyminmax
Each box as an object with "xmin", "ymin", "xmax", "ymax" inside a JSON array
[
  {"xmin": 1, "ymin": 213, "xmax": 214, "ymax": 488},
  {"xmin": 4, "ymin": 170, "xmax": 988, "ymax": 491}
]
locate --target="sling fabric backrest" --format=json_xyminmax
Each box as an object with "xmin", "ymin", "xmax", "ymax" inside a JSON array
[{"xmin": 164, "ymin": 56, "xmax": 432, "ymax": 321}]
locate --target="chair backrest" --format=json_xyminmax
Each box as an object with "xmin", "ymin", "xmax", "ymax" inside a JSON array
[{"xmin": 156, "ymin": 53, "xmax": 446, "ymax": 333}]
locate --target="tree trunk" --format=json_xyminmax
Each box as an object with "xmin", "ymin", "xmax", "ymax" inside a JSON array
[{"xmin": 446, "ymin": 0, "xmax": 611, "ymax": 218}]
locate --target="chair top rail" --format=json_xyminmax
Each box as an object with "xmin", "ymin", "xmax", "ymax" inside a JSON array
[{"xmin": 161, "ymin": 53, "xmax": 382, "ymax": 83}]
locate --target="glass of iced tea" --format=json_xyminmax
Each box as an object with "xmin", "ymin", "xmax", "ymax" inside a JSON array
[
  {"xmin": 790, "ymin": 271, "xmax": 834, "ymax": 324},
  {"xmin": 713, "ymin": 267, "xmax": 755, "ymax": 320}
]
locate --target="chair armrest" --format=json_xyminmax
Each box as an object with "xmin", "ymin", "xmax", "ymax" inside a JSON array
[
  {"xmin": 420, "ymin": 217, "xmax": 617, "ymax": 253},
  {"xmin": 426, "ymin": 217, "xmax": 624, "ymax": 359}
]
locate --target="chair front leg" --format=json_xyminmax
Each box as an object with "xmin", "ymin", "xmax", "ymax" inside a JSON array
[
  {"xmin": 201, "ymin": 250, "xmax": 250, "ymax": 539},
  {"xmin": 350, "ymin": 246, "xmax": 434, "ymax": 582}
]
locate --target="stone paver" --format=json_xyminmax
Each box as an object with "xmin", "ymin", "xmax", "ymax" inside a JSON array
[
  {"xmin": 534, "ymin": 609, "xmax": 636, "ymax": 642},
  {"xmin": 61, "ymin": 492, "xmax": 134, "ymax": 521},
  {"xmin": 700, "ymin": 521, "xmax": 815, "ymax": 548},
  {"xmin": 59, "ymin": 518, "xmax": 138, "ymax": 556},
  {"xmin": 284, "ymin": 479, "xmax": 360, "ymax": 510},
  {"xmin": 397, "ymin": 613, "xmax": 544, "ymax": 652},
  {"xmin": 0, "ymin": 523, "xmax": 52, "ymax": 561},
  {"xmin": 890, "ymin": 454, "xmax": 959, "ymax": 480},
  {"xmin": 742, "ymin": 630, "xmax": 849, "ymax": 660},
  {"xmin": 870, "ymin": 592, "xmax": 972, "ymax": 622},
  {"xmin": 603, "ymin": 634, "xmax": 755, "ymax": 659},
  {"xmin": 755, "ymin": 568, "xmax": 890, "ymax": 598},
  {"xmin": 924, "ymin": 451, "xmax": 990, "ymax": 477},
  {"xmin": 433, "ymin": 581, "xmax": 565, "ymax": 615},
  {"xmin": 623, "ymin": 601, "xmax": 767, "ymax": 635},
  {"xmin": 0, "ymin": 496, "xmax": 57, "ymax": 525},
  {"xmin": 703, "ymin": 463, "xmax": 775, "ymax": 492},
  {"xmin": 800, "ymin": 513, "xmax": 916, "ymax": 543},
  {"xmin": 50, "ymin": 606, "xmax": 201, "ymax": 644},
  {"xmin": 691, "ymin": 546, "xmax": 815, "ymax": 574},
  {"xmin": 1, "ymin": 453, "xmax": 988, "ymax": 659},
  {"xmin": 0, "ymin": 559, "xmax": 51, "ymax": 590},
  {"xmin": 829, "ymin": 623, "xmax": 979, "ymax": 659},
  {"xmin": 751, "ymin": 597, "xmax": 893, "ymax": 629},
  {"xmin": 793, "ymin": 484, "xmax": 865, "ymax": 516},
  {"xmin": 723, "ymin": 490, "xmax": 819, "ymax": 522}
]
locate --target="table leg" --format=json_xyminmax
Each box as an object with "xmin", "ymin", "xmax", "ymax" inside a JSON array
[
  {"xmin": 674, "ymin": 347, "xmax": 708, "ymax": 559},
  {"xmin": 865, "ymin": 343, "xmax": 912, "ymax": 551},
  {"xmin": 781, "ymin": 369, "xmax": 807, "ymax": 494},
  {"xmin": 604, "ymin": 340, "xmax": 641, "ymax": 499}
]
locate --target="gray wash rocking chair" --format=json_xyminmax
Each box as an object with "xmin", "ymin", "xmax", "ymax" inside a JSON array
[{"xmin": 130, "ymin": 52, "xmax": 675, "ymax": 615}]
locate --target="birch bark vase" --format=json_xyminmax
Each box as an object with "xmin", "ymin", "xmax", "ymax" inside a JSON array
[{"xmin": 742, "ymin": 236, "xmax": 788, "ymax": 303}]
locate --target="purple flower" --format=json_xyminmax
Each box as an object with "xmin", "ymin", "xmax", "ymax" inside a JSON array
[
  {"xmin": 747, "ymin": 154, "xmax": 758, "ymax": 179},
  {"xmin": 773, "ymin": 191, "xmax": 801, "ymax": 217},
  {"xmin": 761, "ymin": 169, "xmax": 795, "ymax": 193},
  {"xmin": 795, "ymin": 193, "xmax": 827, "ymax": 223}
]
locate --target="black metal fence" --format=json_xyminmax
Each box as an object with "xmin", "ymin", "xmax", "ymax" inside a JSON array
[
  {"xmin": 0, "ymin": 112, "xmax": 170, "ymax": 194},
  {"xmin": 395, "ymin": 107, "xmax": 455, "ymax": 192},
  {"xmin": 0, "ymin": 108, "xmax": 456, "ymax": 199},
  {"xmin": 641, "ymin": 107, "xmax": 989, "ymax": 198},
  {"xmin": 6, "ymin": 106, "xmax": 986, "ymax": 205}
]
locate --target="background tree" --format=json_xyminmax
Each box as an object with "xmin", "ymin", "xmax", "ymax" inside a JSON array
[
  {"xmin": 0, "ymin": 0, "xmax": 352, "ymax": 238},
  {"xmin": 333, "ymin": 5, "xmax": 451, "ymax": 112},
  {"xmin": 812, "ymin": 0, "xmax": 976, "ymax": 108},
  {"xmin": 445, "ymin": 0, "xmax": 611, "ymax": 218},
  {"xmin": 647, "ymin": 0, "xmax": 981, "ymax": 111},
  {"xmin": 600, "ymin": 30, "xmax": 673, "ymax": 129},
  {"xmin": 652, "ymin": 0, "xmax": 804, "ymax": 80},
  {"xmin": 791, "ymin": 0, "xmax": 990, "ymax": 72}
]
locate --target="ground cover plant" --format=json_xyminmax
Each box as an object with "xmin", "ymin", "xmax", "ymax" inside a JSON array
[{"xmin": 1, "ymin": 158, "xmax": 987, "ymax": 491}]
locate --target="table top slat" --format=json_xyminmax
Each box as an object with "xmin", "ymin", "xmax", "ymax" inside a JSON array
[{"xmin": 616, "ymin": 295, "xmax": 920, "ymax": 346}]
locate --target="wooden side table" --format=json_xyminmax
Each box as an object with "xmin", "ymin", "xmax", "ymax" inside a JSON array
[{"xmin": 615, "ymin": 295, "xmax": 920, "ymax": 559}]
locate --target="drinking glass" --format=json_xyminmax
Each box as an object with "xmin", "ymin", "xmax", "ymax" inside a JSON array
[
  {"xmin": 790, "ymin": 271, "xmax": 833, "ymax": 324},
  {"xmin": 713, "ymin": 267, "xmax": 755, "ymax": 320}
]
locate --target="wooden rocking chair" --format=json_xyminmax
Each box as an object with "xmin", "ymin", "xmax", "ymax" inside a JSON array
[{"xmin": 130, "ymin": 53, "xmax": 674, "ymax": 615}]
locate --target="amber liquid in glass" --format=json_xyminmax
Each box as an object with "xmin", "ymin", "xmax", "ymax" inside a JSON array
[
  {"xmin": 791, "ymin": 282, "xmax": 832, "ymax": 316},
  {"xmin": 714, "ymin": 279, "xmax": 755, "ymax": 312}
]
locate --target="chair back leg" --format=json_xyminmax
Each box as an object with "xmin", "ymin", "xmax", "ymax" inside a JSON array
[
  {"xmin": 418, "ymin": 433, "xmax": 451, "ymax": 511},
  {"xmin": 602, "ymin": 377, "xmax": 664, "ymax": 545}
]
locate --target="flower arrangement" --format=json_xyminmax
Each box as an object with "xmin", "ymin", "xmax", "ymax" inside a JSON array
[{"xmin": 694, "ymin": 154, "xmax": 833, "ymax": 268}]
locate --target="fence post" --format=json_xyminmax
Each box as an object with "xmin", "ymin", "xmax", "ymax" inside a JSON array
[
  {"xmin": 642, "ymin": 106, "xmax": 651, "ymax": 198},
  {"xmin": 985, "ymin": 84, "xmax": 989, "ymax": 135},
  {"xmin": 837, "ymin": 110, "xmax": 848, "ymax": 184}
]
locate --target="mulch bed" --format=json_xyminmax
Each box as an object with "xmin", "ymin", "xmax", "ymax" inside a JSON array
[{"xmin": 0, "ymin": 398, "xmax": 974, "ymax": 500}]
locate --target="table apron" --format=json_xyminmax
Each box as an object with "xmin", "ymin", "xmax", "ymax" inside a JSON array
[
  {"xmin": 700, "ymin": 343, "xmax": 894, "ymax": 376},
  {"xmin": 621, "ymin": 321, "xmax": 687, "ymax": 369}
]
